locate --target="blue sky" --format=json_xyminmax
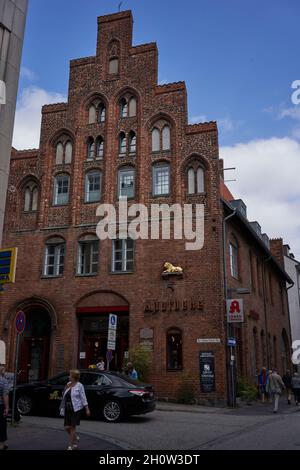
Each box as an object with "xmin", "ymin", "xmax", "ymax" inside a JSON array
[
  {"xmin": 18, "ymin": 0, "xmax": 300, "ymax": 145},
  {"xmin": 13, "ymin": 0, "xmax": 300, "ymax": 256}
]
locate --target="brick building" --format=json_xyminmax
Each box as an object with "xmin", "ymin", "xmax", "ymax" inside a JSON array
[{"xmin": 0, "ymin": 11, "xmax": 292, "ymax": 403}]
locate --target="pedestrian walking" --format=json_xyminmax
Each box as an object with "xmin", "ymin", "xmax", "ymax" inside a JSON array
[
  {"xmin": 60, "ymin": 369, "xmax": 90, "ymax": 450},
  {"xmin": 126, "ymin": 362, "xmax": 138, "ymax": 380},
  {"xmin": 257, "ymin": 367, "xmax": 268, "ymax": 403},
  {"xmin": 96, "ymin": 357, "xmax": 105, "ymax": 371},
  {"xmin": 267, "ymin": 369, "xmax": 285, "ymax": 413},
  {"xmin": 0, "ymin": 365, "xmax": 9, "ymax": 450},
  {"xmin": 282, "ymin": 370, "xmax": 292, "ymax": 404},
  {"xmin": 291, "ymin": 372, "xmax": 300, "ymax": 405}
]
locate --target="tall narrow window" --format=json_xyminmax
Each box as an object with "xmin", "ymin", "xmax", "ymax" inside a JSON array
[
  {"xmin": 119, "ymin": 132, "xmax": 126, "ymax": 155},
  {"xmin": 96, "ymin": 137, "xmax": 104, "ymax": 159},
  {"xmin": 109, "ymin": 58, "xmax": 119, "ymax": 74},
  {"xmin": 98, "ymin": 104, "xmax": 106, "ymax": 123},
  {"xmin": 162, "ymin": 125, "xmax": 171, "ymax": 151},
  {"xmin": 197, "ymin": 167, "xmax": 204, "ymax": 193},
  {"xmin": 129, "ymin": 97, "xmax": 137, "ymax": 117},
  {"xmin": 24, "ymin": 187, "xmax": 31, "ymax": 212},
  {"xmin": 44, "ymin": 238, "xmax": 65, "ymax": 277},
  {"xmin": 188, "ymin": 168, "xmax": 195, "ymax": 194},
  {"xmin": 152, "ymin": 128, "xmax": 160, "ymax": 152},
  {"xmin": 56, "ymin": 143, "xmax": 64, "ymax": 165},
  {"xmin": 153, "ymin": 164, "xmax": 170, "ymax": 196},
  {"xmin": 112, "ymin": 238, "xmax": 134, "ymax": 272},
  {"xmin": 85, "ymin": 171, "xmax": 101, "ymax": 203},
  {"xmin": 65, "ymin": 141, "xmax": 73, "ymax": 164},
  {"xmin": 24, "ymin": 183, "xmax": 39, "ymax": 212},
  {"xmin": 229, "ymin": 239, "xmax": 239, "ymax": 279},
  {"xmin": 89, "ymin": 105, "xmax": 97, "ymax": 124},
  {"xmin": 87, "ymin": 138, "xmax": 95, "ymax": 160},
  {"xmin": 167, "ymin": 329, "xmax": 182, "ymax": 370},
  {"xmin": 129, "ymin": 131, "xmax": 136, "ymax": 154},
  {"xmin": 118, "ymin": 168, "xmax": 135, "ymax": 199},
  {"xmin": 32, "ymin": 187, "xmax": 39, "ymax": 211},
  {"xmin": 54, "ymin": 175, "xmax": 70, "ymax": 205},
  {"xmin": 120, "ymin": 98, "xmax": 128, "ymax": 118},
  {"xmin": 77, "ymin": 235, "xmax": 99, "ymax": 275}
]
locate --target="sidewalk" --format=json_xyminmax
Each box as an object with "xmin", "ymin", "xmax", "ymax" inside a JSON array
[{"xmin": 6, "ymin": 421, "xmax": 123, "ymax": 450}]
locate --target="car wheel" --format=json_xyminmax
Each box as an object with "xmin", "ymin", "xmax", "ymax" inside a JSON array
[
  {"xmin": 17, "ymin": 395, "xmax": 33, "ymax": 415},
  {"xmin": 102, "ymin": 400, "xmax": 123, "ymax": 423}
]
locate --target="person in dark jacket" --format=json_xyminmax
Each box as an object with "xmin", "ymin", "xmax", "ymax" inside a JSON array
[
  {"xmin": 282, "ymin": 370, "xmax": 292, "ymax": 404},
  {"xmin": 257, "ymin": 367, "xmax": 268, "ymax": 403}
]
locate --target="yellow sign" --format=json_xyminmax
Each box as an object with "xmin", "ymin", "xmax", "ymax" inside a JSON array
[{"xmin": 0, "ymin": 247, "xmax": 18, "ymax": 284}]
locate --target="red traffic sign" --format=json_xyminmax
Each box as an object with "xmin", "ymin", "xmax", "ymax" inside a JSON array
[{"xmin": 15, "ymin": 311, "xmax": 26, "ymax": 334}]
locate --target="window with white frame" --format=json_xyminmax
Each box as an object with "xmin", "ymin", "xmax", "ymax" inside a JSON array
[
  {"xmin": 153, "ymin": 164, "xmax": 170, "ymax": 196},
  {"xmin": 98, "ymin": 103, "xmax": 106, "ymax": 123},
  {"xmin": 129, "ymin": 131, "xmax": 136, "ymax": 154},
  {"xmin": 44, "ymin": 238, "xmax": 65, "ymax": 277},
  {"xmin": 85, "ymin": 171, "xmax": 101, "ymax": 203},
  {"xmin": 77, "ymin": 235, "xmax": 99, "ymax": 275},
  {"xmin": 87, "ymin": 138, "xmax": 95, "ymax": 160},
  {"xmin": 229, "ymin": 240, "xmax": 239, "ymax": 279},
  {"xmin": 120, "ymin": 98, "xmax": 128, "ymax": 118},
  {"xmin": 119, "ymin": 132, "xmax": 126, "ymax": 155},
  {"xmin": 118, "ymin": 168, "xmax": 135, "ymax": 199},
  {"xmin": 54, "ymin": 175, "xmax": 70, "ymax": 205},
  {"xmin": 112, "ymin": 238, "xmax": 134, "ymax": 272},
  {"xmin": 96, "ymin": 137, "xmax": 104, "ymax": 159}
]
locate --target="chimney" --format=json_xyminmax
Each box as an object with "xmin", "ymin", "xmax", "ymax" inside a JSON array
[{"xmin": 269, "ymin": 238, "xmax": 284, "ymax": 267}]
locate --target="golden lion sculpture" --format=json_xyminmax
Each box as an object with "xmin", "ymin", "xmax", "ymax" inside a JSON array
[{"xmin": 163, "ymin": 262, "xmax": 183, "ymax": 274}]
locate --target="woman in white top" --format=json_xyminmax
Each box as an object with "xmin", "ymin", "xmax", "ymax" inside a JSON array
[{"xmin": 60, "ymin": 369, "xmax": 90, "ymax": 450}]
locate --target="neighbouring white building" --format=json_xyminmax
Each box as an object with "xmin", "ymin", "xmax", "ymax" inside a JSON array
[{"xmin": 284, "ymin": 245, "xmax": 300, "ymax": 359}]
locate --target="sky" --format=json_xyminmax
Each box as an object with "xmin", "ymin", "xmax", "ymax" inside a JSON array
[{"xmin": 12, "ymin": 0, "xmax": 300, "ymax": 258}]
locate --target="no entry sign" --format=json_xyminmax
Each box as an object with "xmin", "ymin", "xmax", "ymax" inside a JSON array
[{"xmin": 15, "ymin": 311, "xmax": 26, "ymax": 334}]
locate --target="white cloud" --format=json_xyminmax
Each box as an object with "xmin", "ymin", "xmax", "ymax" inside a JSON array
[
  {"xmin": 20, "ymin": 67, "xmax": 38, "ymax": 81},
  {"xmin": 12, "ymin": 86, "xmax": 66, "ymax": 150},
  {"xmin": 221, "ymin": 137, "xmax": 300, "ymax": 259}
]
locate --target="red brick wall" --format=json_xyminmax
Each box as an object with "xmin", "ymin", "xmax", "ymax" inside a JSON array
[{"xmin": 0, "ymin": 11, "xmax": 291, "ymax": 403}]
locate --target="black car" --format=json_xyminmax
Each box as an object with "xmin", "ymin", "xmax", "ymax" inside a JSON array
[{"xmin": 12, "ymin": 370, "xmax": 156, "ymax": 423}]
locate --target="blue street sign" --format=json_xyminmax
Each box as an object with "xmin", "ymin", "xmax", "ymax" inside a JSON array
[{"xmin": 228, "ymin": 338, "xmax": 236, "ymax": 347}]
